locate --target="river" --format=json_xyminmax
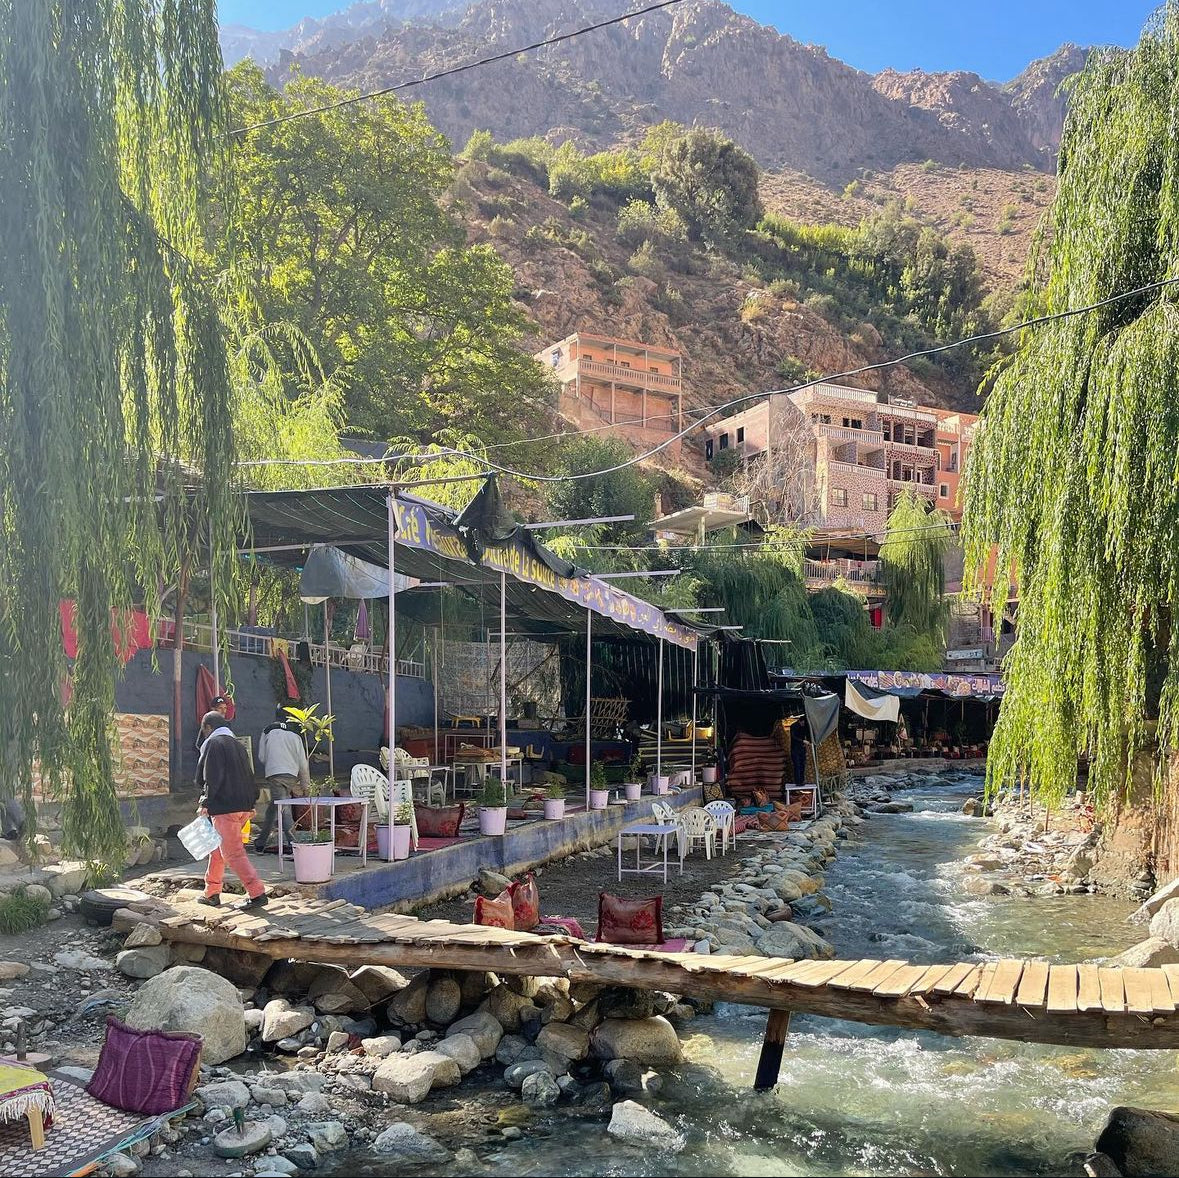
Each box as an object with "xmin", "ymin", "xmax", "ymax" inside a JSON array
[{"xmin": 343, "ymin": 785, "xmax": 1177, "ymax": 1176}]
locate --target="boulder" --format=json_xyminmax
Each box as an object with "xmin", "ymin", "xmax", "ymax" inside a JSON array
[
  {"xmin": 0, "ymin": 961, "xmax": 30, "ymax": 980},
  {"xmin": 590, "ymin": 1017, "xmax": 682, "ymax": 1066},
  {"xmin": 522, "ymin": 1070, "xmax": 561, "ymax": 1108},
  {"xmin": 495, "ymin": 1033, "xmax": 530, "ymax": 1066},
  {"xmin": 596, "ymin": 987, "xmax": 665, "ymax": 1021},
  {"xmin": 250, "ymin": 1085, "xmax": 287, "ymax": 1107},
  {"xmin": 282, "ymin": 1144, "xmax": 319, "ymax": 1171},
  {"xmin": 1109, "ymin": 938, "xmax": 1179, "ymax": 969},
  {"xmin": 372, "ymin": 1051, "xmax": 460, "ymax": 1104},
  {"xmin": 387, "ymin": 973, "xmax": 430, "ymax": 1025},
  {"xmin": 350, "ymin": 965, "xmax": 412, "ymax": 1006},
  {"xmin": 425, "ymin": 976, "xmax": 462, "ymax": 1025},
  {"xmin": 308, "ymin": 966, "xmax": 369, "ymax": 1015},
  {"xmin": 197, "ymin": 1080, "xmax": 250, "ymax": 1111},
  {"xmin": 447, "ymin": 1009, "xmax": 503, "ymax": 1058},
  {"xmin": 372, "ymin": 1122, "xmax": 451, "ymax": 1162},
  {"xmin": 361, "ymin": 1035, "xmax": 402, "ymax": 1059},
  {"xmin": 261, "ymin": 998, "xmax": 316, "ymax": 1043},
  {"xmin": 297, "ymin": 1093, "xmax": 332, "ymax": 1116},
  {"xmin": 459, "ymin": 970, "xmax": 497, "ymax": 1007},
  {"xmin": 122, "ymin": 923, "xmax": 163, "ymax": 949},
  {"xmin": 504, "ymin": 1059, "xmax": 554, "ymax": 1091},
  {"xmin": 535, "ymin": 1022, "xmax": 590, "ymax": 1063},
  {"xmin": 606, "ymin": 1100, "xmax": 684, "ymax": 1151},
  {"xmin": 476, "ymin": 868, "xmax": 512, "ymax": 896},
  {"xmin": 485, "ymin": 983, "xmax": 536, "ymax": 1032},
  {"xmin": 304, "ymin": 1122, "xmax": 348, "ymax": 1153},
  {"xmin": 115, "ymin": 945, "xmax": 170, "ymax": 979},
  {"xmin": 213, "ymin": 1122, "xmax": 271, "ymax": 1159},
  {"xmin": 1130, "ymin": 876, "xmax": 1179, "ymax": 925},
  {"xmin": 124, "ymin": 966, "xmax": 246, "ymax": 1065},
  {"xmin": 1148, "ymin": 899, "xmax": 1179, "ymax": 946},
  {"xmin": 1094, "ymin": 1106, "xmax": 1179, "ymax": 1177},
  {"xmin": 434, "ymin": 1032, "xmax": 481, "ymax": 1076},
  {"xmin": 263, "ymin": 960, "xmax": 322, "ymax": 997},
  {"xmin": 603, "ymin": 1058, "xmax": 644, "ymax": 1095}
]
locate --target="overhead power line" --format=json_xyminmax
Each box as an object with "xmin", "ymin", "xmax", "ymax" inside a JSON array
[{"xmin": 226, "ymin": 0, "xmax": 690, "ymax": 137}]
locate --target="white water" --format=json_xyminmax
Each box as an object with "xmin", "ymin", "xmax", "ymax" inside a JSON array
[{"xmin": 343, "ymin": 787, "xmax": 1176, "ymax": 1177}]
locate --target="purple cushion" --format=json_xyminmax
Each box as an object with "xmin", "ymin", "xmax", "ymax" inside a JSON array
[{"xmin": 87, "ymin": 1016, "xmax": 201, "ymax": 1114}]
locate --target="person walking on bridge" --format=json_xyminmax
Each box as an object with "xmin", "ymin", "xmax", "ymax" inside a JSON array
[{"xmin": 195, "ymin": 710, "xmax": 267, "ymax": 910}]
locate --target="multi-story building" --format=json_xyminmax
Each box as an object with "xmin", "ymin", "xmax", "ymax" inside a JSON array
[
  {"xmin": 704, "ymin": 382, "xmax": 978, "ymax": 530},
  {"xmin": 536, "ymin": 332, "xmax": 683, "ymax": 458}
]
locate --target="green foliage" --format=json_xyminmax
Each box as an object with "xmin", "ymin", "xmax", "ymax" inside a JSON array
[
  {"xmin": 282, "ymin": 704, "xmax": 334, "ymax": 759},
  {"xmin": 0, "ymin": 887, "xmax": 48, "ymax": 935},
  {"xmin": 0, "ymin": 0, "xmax": 236, "ymax": 866},
  {"xmin": 879, "ymin": 491, "xmax": 952, "ymax": 636},
  {"xmin": 545, "ymin": 780, "xmax": 566, "ymax": 799},
  {"xmin": 479, "ymin": 777, "xmax": 507, "ymax": 807},
  {"xmin": 221, "ymin": 65, "xmax": 549, "ymax": 443},
  {"xmin": 544, "ymin": 438, "xmax": 658, "ymax": 541},
  {"xmin": 628, "ymin": 241, "xmax": 664, "ymax": 280},
  {"xmin": 616, "ymin": 199, "xmax": 688, "ymax": 248},
  {"xmin": 963, "ymin": 5, "xmax": 1179, "ymax": 807},
  {"xmin": 709, "ymin": 449, "xmax": 742, "ymax": 479},
  {"xmin": 651, "ymin": 128, "xmax": 763, "ymax": 242},
  {"xmin": 590, "ymin": 761, "xmax": 608, "ymax": 789}
]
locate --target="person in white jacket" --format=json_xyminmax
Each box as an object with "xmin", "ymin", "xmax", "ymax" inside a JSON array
[{"xmin": 253, "ymin": 706, "xmax": 311, "ymax": 852}]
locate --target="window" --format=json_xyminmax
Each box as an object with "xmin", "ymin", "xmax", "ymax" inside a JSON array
[
  {"xmin": 850, "ymin": 418, "xmax": 862, "ymax": 430},
  {"xmin": 736, "ymin": 427, "xmax": 745, "ymax": 444},
  {"xmin": 550, "ymin": 348, "xmax": 562, "ymax": 369},
  {"xmin": 617, "ymin": 360, "xmax": 630, "ymax": 368},
  {"xmin": 863, "ymin": 493, "xmax": 878, "ymax": 511},
  {"xmin": 831, "ymin": 488, "xmax": 848, "ymax": 508},
  {"xmin": 882, "ymin": 423, "xmax": 891, "ymax": 440},
  {"xmin": 719, "ymin": 433, "xmax": 729, "ymax": 450},
  {"xmin": 705, "ymin": 439, "xmax": 714, "ymax": 461},
  {"xmin": 939, "ymin": 483, "xmax": 949, "ymax": 498},
  {"xmin": 815, "ymin": 413, "xmax": 832, "ymax": 425}
]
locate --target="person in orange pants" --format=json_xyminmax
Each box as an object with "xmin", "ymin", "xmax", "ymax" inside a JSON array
[{"xmin": 195, "ymin": 709, "xmax": 267, "ymax": 910}]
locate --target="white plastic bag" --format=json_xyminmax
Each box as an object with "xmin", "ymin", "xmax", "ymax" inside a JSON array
[{"xmin": 178, "ymin": 815, "xmax": 221, "ymax": 860}]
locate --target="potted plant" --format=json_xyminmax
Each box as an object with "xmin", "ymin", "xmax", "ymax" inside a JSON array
[
  {"xmin": 391, "ymin": 800, "xmax": 414, "ymax": 859},
  {"xmin": 291, "ymin": 826, "xmax": 334, "ymax": 883},
  {"xmin": 624, "ymin": 754, "xmax": 643, "ymax": 801},
  {"xmin": 701, "ymin": 762, "xmax": 718, "ymax": 784},
  {"xmin": 282, "ymin": 704, "xmax": 336, "ymax": 766},
  {"xmin": 589, "ymin": 761, "xmax": 610, "ymax": 810},
  {"xmin": 375, "ymin": 821, "xmax": 392, "ymax": 860},
  {"xmin": 649, "ymin": 768, "xmax": 670, "ymax": 795},
  {"xmin": 478, "ymin": 777, "xmax": 508, "ymax": 836},
  {"xmin": 543, "ymin": 781, "xmax": 566, "ymax": 820}
]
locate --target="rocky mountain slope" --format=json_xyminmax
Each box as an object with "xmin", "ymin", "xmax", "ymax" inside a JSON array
[{"xmin": 252, "ymin": 0, "xmax": 1086, "ymax": 184}]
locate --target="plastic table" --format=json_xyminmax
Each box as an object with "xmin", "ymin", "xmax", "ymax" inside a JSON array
[
  {"xmin": 617, "ymin": 821, "xmax": 682, "ymax": 884},
  {"xmin": 274, "ymin": 796, "xmax": 369, "ymax": 876}
]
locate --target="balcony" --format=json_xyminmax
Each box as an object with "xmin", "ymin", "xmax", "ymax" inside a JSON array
[
  {"xmin": 816, "ymin": 424, "xmax": 885, "ymax": 445},
  {"xmin": 879, "ymin": 403, "xmax": 938, "ymax": 425},
  {"xmin": 804, "ymin": 558, "xmax": 881, "ymax": 592},
  {"xmin": 827, "ymin": 460, "xmax": 886, "ymax": 479},
  {"xmin": 573, "ymin": 358, "xmax": 681, "ymax": 394},
  {"xmin": 883, "ymin": 435, "xmax": 937, "ymax": 453}
]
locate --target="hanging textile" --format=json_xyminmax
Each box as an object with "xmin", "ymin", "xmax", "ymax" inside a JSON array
[
  {"xmin": 195, "ymin": 664, "xmax": 235, "ymax": 722},
  {"xmin": 844, "ymin": 679, "xmax": 900, "ymax": 723},
  {"xmin": 355, "ymin": 598, "xmax": 370, "ymax": 641}
]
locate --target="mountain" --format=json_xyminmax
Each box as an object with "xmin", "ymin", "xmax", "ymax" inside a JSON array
[{"xmin": 240, "ymin": 0, "xmax": 1087, "ymax": 183}]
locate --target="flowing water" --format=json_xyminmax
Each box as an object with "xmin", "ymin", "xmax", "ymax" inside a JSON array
[{"xmin": 342, "ymin": 786, "xmax": 1178, "ymax": 1177}]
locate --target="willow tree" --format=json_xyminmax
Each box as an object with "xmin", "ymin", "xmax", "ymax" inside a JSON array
[
  {"xmin": 879, "ymin": 489, "xmax": 952, "ymax": 638},
  {"xmin": 0, "ymin": 0, "xmax": 237, "ymax": 863},
  {"xmin": 963, "ymin": 5, "xmax": 1179, "ymax": 807}
]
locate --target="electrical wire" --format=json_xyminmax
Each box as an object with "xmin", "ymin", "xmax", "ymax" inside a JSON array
[
  {"xmin": 234, "ymin": 273, "xmax": 1179, "ymax": 479},
  {"xmin": 226, "ymin": 0, "xmax": 690, "ymax": 137}
]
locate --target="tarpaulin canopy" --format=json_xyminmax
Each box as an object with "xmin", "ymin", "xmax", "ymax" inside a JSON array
[
  {"xmin": 847, "ymin": 669, "xmax": 1004, "ymax": 701},
  {"xmin": 298, "ymin": 544, "xmax": 416, "ymax": 604},
  {"xmin": 844, "ymin": 678, "xmax": 901, "ymax": 723}
]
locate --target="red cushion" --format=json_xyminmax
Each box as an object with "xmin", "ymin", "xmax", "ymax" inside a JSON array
[
  {"xmin": 415, "ymin": 803, "xmax": 465, "ymax": 838},
  {"xmin": 87, "ymin": 1016, "xmax": 201, "ymax": 1114},
  {"xmin": 597, "ymin": 892, "xmax": 663, "ymax": 946},
  {"xmin": 509, "ymin": 875, "xmax": 540, "ymax": 932},
  {"xmin": 474, "ymin": 889, "xmax": 515, "ymax": 930}
]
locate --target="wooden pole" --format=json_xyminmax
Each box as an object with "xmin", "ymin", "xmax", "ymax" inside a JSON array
[
  {"xmin": 171, "ymin": 558, "xmax": 190, "ymax": 788},
  {"xmin": 690, "ymin": 641, "xmax": 699, "ymax": 783},
  {"xmin": 753, "ymin": 1009, "xmax": 791, "ymax": 1091},
  {"xmin": 500, "ymin": 572, "xmax": 508, "ymax": 788},
  {"xmin": 585, "ymin": 609, "xmax": 592, "ymax": 811},
  {"xmin": 656, "ymin": 638, "xmax": 664, "ymax": 781}
]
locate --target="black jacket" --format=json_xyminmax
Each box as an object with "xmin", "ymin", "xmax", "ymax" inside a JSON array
[{"xmin": 196, "ymin": 733, "xmax": 259, "ymax": 816}]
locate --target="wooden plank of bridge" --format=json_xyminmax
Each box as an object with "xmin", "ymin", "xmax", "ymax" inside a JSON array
[
  {"xmin": 1046, "ymin": 965, "xmax": 1078, "ymax": 1013},
  {"xmin": 874, "ymin": 964, "xmax": 932, "ymax": 998},
  {"xmin": 1015, "ymin": 961, "xmax": 1050, "ymax": 1008},
  {"xmin": 793, "ymin": 960, "xmax": 866, "ymax": 989},
  {"xmin": 953, "ymin": 965, "xmax": 984, "ymax": 999},
  {"xmin": 1097, "ymin": 968, "xmax": 1125, "ymax": 1014},
  {"xmin": 931, "ymin": 962, "xmax": 976, "ymax": 995},
  {"xmin": 1163, "ymin": 963, "xmax": 1179, "ymax": 1004},
  {"xmin": 1076, "ymin": 965, "xmax": 1103, "ymax": 1013},
  {"xmin": 825, "ymin": 959, "xmax": 882, "ymax": 990},
  {"xmin": 975, "ymin": 960, "xmax": 1025, "ymax": 1005},
  {"xmin": 1122, "ymin": 968, "xmax": 1156, "ymax": 1015},
  {"xmin": 905, "ymin": 963, "xmax": 959, "ymax": 995},
  {"xmin": 848, "ymin": 959, "xmax": 908, "ymax": 992},
  {"xmin": 1147, "ymin": 969, "xmax": 1175, "ymax": 1014}
]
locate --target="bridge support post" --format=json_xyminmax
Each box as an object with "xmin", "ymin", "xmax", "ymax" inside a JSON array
[{"xmin": 753, "ymin": 1009, "xmax": 791, "ymax": 1091}]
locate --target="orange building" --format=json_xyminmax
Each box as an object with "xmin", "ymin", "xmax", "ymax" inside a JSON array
[{"xmin": 536, "ymin": 332, "xmax": 684, "ymax": 458}]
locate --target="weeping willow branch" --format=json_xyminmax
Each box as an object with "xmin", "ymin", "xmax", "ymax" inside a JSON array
[
  {"xmin": 0, "ymin": 0, "xmax": 238, "ymax": 865},
  {"xmin": 963, "ymin": 3, "xmax": 1179, "ymax": 807},
  {"xmin": 880, "ymin": 490, "xmax": 952, "ymax": 637}
]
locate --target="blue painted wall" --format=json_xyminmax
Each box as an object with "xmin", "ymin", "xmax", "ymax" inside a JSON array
[{"xmin": 114, "ymin": 649, "xmax": 433, "ymax": 783}]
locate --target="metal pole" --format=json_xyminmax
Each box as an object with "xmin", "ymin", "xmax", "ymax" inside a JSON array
[
  {"xmin": 499, "ymin": 571, "xmax": 508, "ymax": 789},
  {"xmin": 656, "ymin": 638, "xmax": 664, "ymax": 781},
  {"xmin": 387, "ymin": 493, "xmax": 397, "ymax": 760},
  {"xmin": 324, "ymin": 602, "xmax": 334, "ymax": 782},
  {"xmin": 585, "ymin": 609, "xmax": 592, "ymax": 811},
  {"xmin": 209, "ymin": 539, "xmax": 220, "ymax": 691},
  {"xmin": 690, "ymin": 640, "xmax": 699, "ymax": 784},
  {"xmin": 432, "ymin": 626, "xmax": 440, "ymax": 766}
]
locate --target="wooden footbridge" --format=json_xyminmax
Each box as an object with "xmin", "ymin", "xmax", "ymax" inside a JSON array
[{"xmin": 117, "ymin": 897, "xmax": 1179, "ymax": 1091}]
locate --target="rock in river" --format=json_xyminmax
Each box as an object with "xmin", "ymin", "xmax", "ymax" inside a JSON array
[
  {"xmin": 372, "ymin": 1122, "xmax": 451, "ymax": 1162},
  {"xmin": 607, "ymin": 1100, "xmax": 684, "ymax": 1151},
  {"xmin": 1095, "ymin": 1106, "xmax": 1179, "ymax": 1177},
  {"xmin": 124, "ymin": 966, "xmax": 246, "ymax": 1065}
]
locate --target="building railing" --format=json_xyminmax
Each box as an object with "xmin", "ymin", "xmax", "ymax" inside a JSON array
[
  {"xmin": 804, "ymin": 382, "xmax": 880, "ymax": 405},
  {"xmin": 163, "ymin": 621, "xmax": 426, "ymax": 679},
  {"xmin": 804, "ymin": 558, "xmax": 880, "ymax": 587},
  {"xmin": 878, "ymin": 403, "xmax": 938, "ymax": 424},
  {"xmin": 827, "ymin": 460, "xmax": 887, "ymax": 479},
  {"xmin": 883, "ymin": 435, "xmax": 937, "ymax": 452},
  {"xmin": 816, "ymin": 424, "xmax": 885, "ymax": 444},
  {"xmin": 888, "ymin": 475, "xmax": 937, "ymax": 489},
  {"xmin": 575, "ymin": 358, "xmax": 682, "ymax": 392}
]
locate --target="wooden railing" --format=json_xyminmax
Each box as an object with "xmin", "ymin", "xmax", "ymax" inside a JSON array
[
  {"xmin": 827, "ymin": 460, "xmax": 886, "ymax": 478},
  {"xmin": 816, "ymin": 425, "xmax": 885, "ymax": 444},
  {"xmin": 804, "ymin": 558, "xmax": 880, "ymax": 587},
  {"xmin": 577, "ymin": 358, "xmax": 681, "ymax": 392}
]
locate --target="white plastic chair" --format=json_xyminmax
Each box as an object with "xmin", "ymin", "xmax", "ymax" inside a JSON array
[
  {"xmin": 651, "ymin": 801, "xmax": 687, "ymax": 863},
  {"xmin": 679, "ymin": 807, "xmax": 718, "ymax": 860},
  {"xmin": 350, "ymin": 764, "xmax": 389, "ymax": 822},
  {"xmin": 704, "ymin": 800, "xmax": 736, "ymax": 854}
]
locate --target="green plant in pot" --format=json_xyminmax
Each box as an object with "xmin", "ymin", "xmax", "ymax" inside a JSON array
[
  {"xmin": 479, "ymin": 776, "xmax": 508, "ymax": 836},
  {"xmin": 391, "ymin": 799, "xmax": 414, "ymax": 860},
  {"xmin": 625, "ymin": 753, "xmax": 644, "ymax": 801},
  {"xmin": 290, "ymin": 820, "xmax": 334, "ymax": 883},
  {"xmin": 283, "ymin": 704, "xmax": 336, "ymax": 764},
  {"xmin": 589, "ymin": 761, "xmax": 610, "ymax": 810},
  {"xmin": 544, "ymin": 779, "xmax": 566, "ymax": 821}
]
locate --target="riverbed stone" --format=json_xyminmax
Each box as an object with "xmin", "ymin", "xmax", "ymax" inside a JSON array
[
  {"xmin": 1109, "ymin": 937, "xmax": 1179, "ymax": 968},
  {"xmin": 387, "ymin": 973, "xmax": 430, "ymax": 1025},
  {"xmin": 603, "ymin": 1058, "xmax": 644, "ymax": 1095},
  {"xmin": 425, "ymin": 976, "xmax": 462, "ymax": 1024},
  {"xmin": 1095, "ymin": 1106, "xmax": 1179, "ymax": 1176},
  {"xmin": 261, "ymin": 998, "xmax": 316, "ymax": 1043},
  {"xmin": 361, "ymin": 1034, "xmax": 402, "ymax": 1058},
  {"xmin": 0, "ymin": 961, "xmax": 30, "ymax": 980},
  {"xmin": 372, "ymin": 1050, "xmax": 460, "ymax": 1104},
  {"xmin": 350, "ymin": 965, "xmax": 412, "ymax": 1006},
  {"xmin": 122, "ymin": 923, "xmax": 163, "ymax": 949},
  {"xmin": 485, "ymin": 983, "xmax": 536, "ymax": 1032},
  {"xmin": 504, "ymin": 1059, "xmax": 553, "ymax": 1090},
  {"xmin": 434, "ymin": 1031, "xmax": 481, "ymax": 1075},
  {"xmin": 250, "ymin": 1084, "xmax": 287, "ymax": 1107},
  {"xmin": 197, "ymin": 1080, "xmax": 250, "ymax": 1111},
  {"xmin": 304, "ymin": 1121, "xmax": 347, "ymax": 1152},
  {"xmin": 116, "ymin": 944, "xmax": 170, "ymax": 979},
  {"xmin": 447, "ymin": 1009, "xmax": 503, "ymax": 1058},
  {"xmin": 536, "ymin": 1021, "xmax": 590, "ymax": 1063},
  {"xmin": 495, "ymin": 1033, "xmax": 530, "ymax": 1065},
  {"xmin": 372, "ymin": 1122, "xmax": 452, "ymax": 1162},
  {"xmin": 522, "ymin": 1070, "xmax": 561, "ymax": 1108},
  {"xmin": 124, "ymin": 965, "xmax": 246, "ymax": 1065},
  {"xmin": 282, "ymin": 1145, "xmax": 319, "ymax": 1171},
  {"xmin": 1148, "ymin": 899, "xmax": 1179, "ymax": 946},
  {"xmin": 212, "ymin": 1122, "xmax": 271, "ymax": 1159},
  {"xmin": 591, "ymin": 1017, "xmax": 682, "ymax": 1066},
  {"xmin": 477, "ymin": 868, "xmax": 512, "ymax": 896},
  {"xmin": 607, "ymin": 1100, "xmax": 684, "ymax": 1151}
]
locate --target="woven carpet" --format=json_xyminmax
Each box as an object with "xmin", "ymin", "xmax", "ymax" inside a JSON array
[{"xmin": 0, "ymin": 1070, "xmax": 189, "ymax": 1178}]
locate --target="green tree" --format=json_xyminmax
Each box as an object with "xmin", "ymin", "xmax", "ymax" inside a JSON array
[
  {"xmin": 650, "ymin": 129, "xmax": 763, "ymax": 242},
  {"xmin": 964, "ymin": 5, "xmax": 1179, "ymax": 806},
  {"xmin": 222, "ymin": 65, "xmax": 551, "ymax": 442},
  {"xmin": 544, "ymin": 438, "xmax": 657, "ymax": 541},
  {"xmin": 0, "ymin": 0, "xmax": 236, "ymax": 863},
  {"xmin": 879, "ymin": 490, "xmax": 952, "ymax": 638}
]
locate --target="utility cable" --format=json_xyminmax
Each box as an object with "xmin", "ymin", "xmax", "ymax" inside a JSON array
[{"xmin": 226, "ymin": 0, "xmax": 690, "ymax": 136}]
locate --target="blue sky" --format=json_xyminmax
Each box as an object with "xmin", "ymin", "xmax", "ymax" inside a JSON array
[{"xmin": 218, "ymin": 0, "xmax": 1155, "ymax": 81}]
